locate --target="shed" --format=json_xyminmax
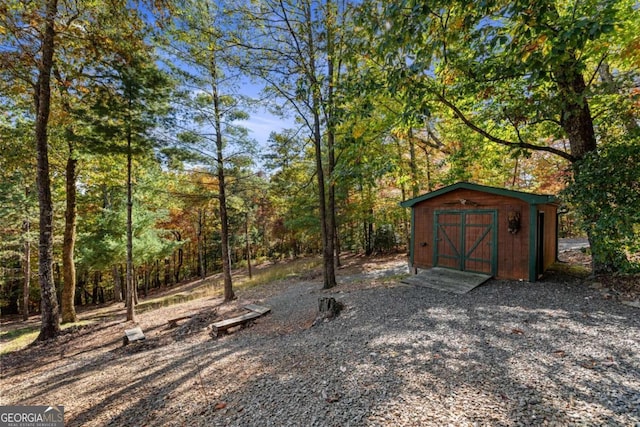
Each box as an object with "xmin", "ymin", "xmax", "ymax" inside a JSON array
[{"xmin": 400, "ymin": 182, "xmax": 558, "ymax": 282}]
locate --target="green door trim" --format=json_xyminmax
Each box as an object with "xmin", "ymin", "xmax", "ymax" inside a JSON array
[{"xmin": 434, "ymin": 209, "xmax": 498, "ymax": 276}]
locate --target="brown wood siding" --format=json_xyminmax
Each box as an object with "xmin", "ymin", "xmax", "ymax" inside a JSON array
[
  {"xmin": 410, "ymin": 188, "xmax": 549, "ymax": 281},
  {"xmin": 497, "ymin": 203, "xmax": 529, "ymax": 280},
  {"xmin": 538, "ymin": 204, "xmax": 558, "ymax": 271}
]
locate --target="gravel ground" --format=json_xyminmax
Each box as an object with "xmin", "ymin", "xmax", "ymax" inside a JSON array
[{"xmin": 2, "ymin": 255, "xmax": 639, "ymax": 426}]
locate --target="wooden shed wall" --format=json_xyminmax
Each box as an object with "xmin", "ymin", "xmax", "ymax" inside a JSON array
[
  {"xmin": 411, "ymin": 188, "xmax": 536, "ymax": 280},
  {"xmin": 538, "ymin": 203, "xmax": 558, "ymax": 273}
]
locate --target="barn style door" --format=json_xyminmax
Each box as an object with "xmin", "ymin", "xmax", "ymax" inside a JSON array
[{"xmin": 434, "ymin": 210, "xmax": 497, "ymax": 275}]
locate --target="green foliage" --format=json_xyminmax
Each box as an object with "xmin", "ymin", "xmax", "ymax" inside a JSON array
[
  {"xmin": 372, "ymin": 224, "xmax": 400, "ymax": 254},
  {"xmin": 264, "ymin": 130, "xmax": 322, "ymax": 257},
  {"xmin": 77, "ymin": 163, "xmax": 183, "ymax": 271},
  {"xmin": 564, "ymin": 139, "xmax": 640, "ymax": 272},
  {"xmin": 3, "ymin": 0, "xmax": 638, "ymax": 304}
]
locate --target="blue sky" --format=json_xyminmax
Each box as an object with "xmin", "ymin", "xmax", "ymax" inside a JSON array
[
  {"xmin": 235, "ymin": 81, "xmax": 298, "ymax": 152},
  {"xmin": 236, "ymin": 110, "xmax": 296, "ymax": 148}
]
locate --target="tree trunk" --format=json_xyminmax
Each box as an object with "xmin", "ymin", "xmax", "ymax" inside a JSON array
[
  {"xmin": 408, "ymin": 130, "xmax": 419, "ymax": 198},
  {"xmin": 202, "ymin": 209, "xmax": 208, "ymax": 276},
  {"xmin": 76, "ymin": 271, "xmax": 87, "ymax": 305},
  {"xmin": 218, "ymin": 136, "xmax": 234, "ymax": 301},
  {"xmin": 92, "ymin": 271, "xmax": 100, "ymax": 304},
  {"xmin": 126, "ymin": 122, "xmax": 136, "ymax": 322},
  {"xmin": 133, "ymin": 269, "xmax": 139, "ymax": 305},
  {"xmin": 325, "ymin": 10, "xmax": 339, "ymax": 279},
  {"xmin": 62, "ymin": 144, "xmax": 78, "ymax": 323},
  {"xmin": 245, "ymin": 212, "xmax": 252, "ymax": 279},
  {"xmin": 334, "ymin": 220, "xmax": 341, "ymax": 268},
  {"xmin": 144, "ymin": 265, "xmax": 149, "ymax": 297},
  {"xmin": 173, "ymin": 231, "xmax": 182, "ymax": 283},
  {"xmin": 35, "ymin": 0, "xmax": 61, "ymax": 341},
  {"xmin": 164, "ymin": 258, "xmax": 170, "ymax": 286},
  {"xmin": 554, "ymin": 62, "xmax": 597, "ymax": 161},
  {"xmin": 313, "ymin": 104, "xmax": 336, "ymax": 289},
  {"xmin": 305, "ymin": 2, "xmax": 336, "ymax": 290},
  {"xmin": 154, "ymin": 259, "xmax": 160, "ymax": 288},
  {"xmin": 211, "ymin": 51, "xmax": 235, "ymax": 302},
  {"xmin": 112, "ymin": 264, "xmax": 122, "ymax": 302},
  {"xmin": 554, "ymin": 55, "xmax": 625, "ymax": 274},
  {"xmin": 22, "ymin": 193, "xmax": 31, "ymax": 321},
  {"xmin": 197, "ymin": 209, "xmax": 205, "ymax": 279}
]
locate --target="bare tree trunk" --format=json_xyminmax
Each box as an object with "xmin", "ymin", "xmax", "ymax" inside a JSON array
[
  {"xmin": 22, "ymin": 203, "xmax": 31, "ymax": 321},
  {"xmin": 245, "ymin": 212, "xmax": 252, "ymax": 279},
  {"xmin": 144, "ymin": 264, "xmax": 149, "ymax": 297},
  {"xmin": 62, "ymin": 143, "xmax": 78, "ymax": 323},
  {"xmin": 202, "ymin": 209, "xmax": 208, "ymax": 276},
  {"xmin": 35, "ymin": 0, "xmax": 60, "ymax": 341},
  {"xmin": 154, "ymin": 260, "xmax": 160, "ymax": 288},
  {"xmin": 172, "ymin": 231, "xmax": 183, "ymax": 283},
  {"xmin": 210, "ymin": 49, "xmax": 235, "ymax": 302},
  {"xmin": 112, "ymin": 265, "xmax": 122, "ymax": 302},
  {"xmin": 305, "ymin": 1, "xmax": 335, "ymax": 289},
  {"xmin": 197, "ymin": 209, "xmax": 205, "ymax": 279},
  {"xmin": 164, "ymin": 258, "xmax": 170, "ymax": 286},
  {"xmin": 326, "ymin": 15, "xmax": 339, "ymax": 272},
  {"xmin": 133, "ymin": 268, "xmax": 139, "ymax": 305},
  {"xmin": 126, "ymin": 123, "xmax": 136, "ymax": 322},
  {"xmin": 92, "ymin": 271, "xmax": 100, "ymax": 304},
  {"xmin": 408, "ymin": 129, "xmax": 419, "ymax": 198},
  {"xmin": 334, "ymin": 220, "xmax": 341, "ymax": 268}
]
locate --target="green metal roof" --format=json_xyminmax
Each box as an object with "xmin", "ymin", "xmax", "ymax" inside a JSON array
[{"xmin": 400, "ymin": 182, "xmax": 557, "ymax": 208}]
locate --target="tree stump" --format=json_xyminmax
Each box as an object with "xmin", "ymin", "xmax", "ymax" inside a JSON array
[{"xmin": 314, "ymin": 297, "xmax": 344, "ymax": 326}]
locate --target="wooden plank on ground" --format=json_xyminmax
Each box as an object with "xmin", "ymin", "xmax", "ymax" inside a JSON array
[
  {"xmin": 211, "ymin": 304, "xmax": 271, "ymax": 337},
  {"xmin": 401, "ymin": 267, "xmax": 491, "ymax": 294},
  {"xmin": 123, "ymin": 326, "xmax": 145, "ymax": 345},
  {"xmin": 211, "ymin": 311, "xmax": 261, "ymax": 336},
  {"xmin": 244, "ymin": 304, "xmax": 271, "ymax": 315}
]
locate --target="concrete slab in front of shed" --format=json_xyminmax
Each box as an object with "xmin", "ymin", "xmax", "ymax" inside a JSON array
[{"xmin": 401, "ymin": 267, "xmax": 491, "ymax": 294}]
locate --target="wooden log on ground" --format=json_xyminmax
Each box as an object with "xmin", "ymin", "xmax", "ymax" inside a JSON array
[{"xmin": 167, "ymin": 315, "xmax": 192, "ymax": 328}]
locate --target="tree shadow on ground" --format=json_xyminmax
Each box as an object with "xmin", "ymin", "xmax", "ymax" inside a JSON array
[
  {"xmin": 2, "ymin": 261, "xmax": 638, "ymax": 426},
  {"xmin": 175, "ymin": 275, "xmax": 639, "ymax": 426}
]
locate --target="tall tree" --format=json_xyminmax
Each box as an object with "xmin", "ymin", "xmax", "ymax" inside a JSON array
[
  {"xmin": 87, "ymin": 33, "xmax": 173, "ymax": 319},
  {"xmin": 358, "ymin": 0, "xmax": 639, "ymax": 273},
  {"xmin": 0, "ymin": 0, "xmax": 60, "ymax": 340},
  {"xmin": 161, "ymin": 0, "xmax": 257, "ymax": 301},
  {"xmin": 34, "ymin": 0, "xmax": 61, "ymax": 340},
  {"xmin": 238, "ymin": 0, "xmax": 356, "ymax": 288}
]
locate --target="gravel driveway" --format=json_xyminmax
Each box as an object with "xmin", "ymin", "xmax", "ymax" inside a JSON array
[
  {"xmin": 152, "ymin": 264, "xmax": 638, "ymax": 426},
  {"xmin": 4, "ymin": 257, "xmax": 638, "ymax": 427}
]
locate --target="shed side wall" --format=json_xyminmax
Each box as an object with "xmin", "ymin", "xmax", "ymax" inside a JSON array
[{"xmin": 538, "ymin": 204, "xmax": 558, "ymax": 271}]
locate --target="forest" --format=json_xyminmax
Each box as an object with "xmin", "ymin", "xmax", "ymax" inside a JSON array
[{"xmin": 1, "ymin": 0, "xmax": 639, "ymax": 341}]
